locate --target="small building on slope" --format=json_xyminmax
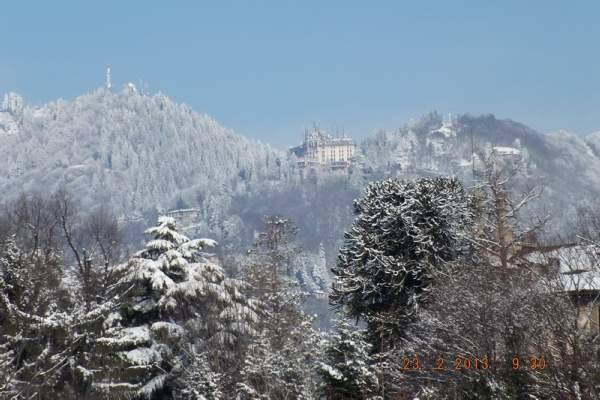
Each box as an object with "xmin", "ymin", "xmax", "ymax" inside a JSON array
[{"xmin": 528, "ymin": 244, "xmax": 600, "ymax": 334}]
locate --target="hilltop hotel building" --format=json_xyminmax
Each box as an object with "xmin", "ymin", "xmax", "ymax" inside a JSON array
[{"xmin": 290, "ymin": 128, "xmax": 355, "ymax": 171}]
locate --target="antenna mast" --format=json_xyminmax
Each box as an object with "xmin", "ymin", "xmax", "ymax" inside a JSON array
[{"xmin": 106, "ymin": 66, "xmax": 112, "ymax": 90}]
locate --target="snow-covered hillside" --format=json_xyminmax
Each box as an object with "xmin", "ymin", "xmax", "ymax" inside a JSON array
[
  {"xmin": 2, "ymin": 89, "xmax": 600, "ymax": 269},
  {"xmin": 0, "ymin": 87, "xmax": 293, "ymax": 215},
  {"xmin": 357, "ymin": 112, "xmax": 600, "ymax": 234}
]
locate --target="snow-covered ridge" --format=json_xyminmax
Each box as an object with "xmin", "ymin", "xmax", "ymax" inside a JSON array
[
  {"xmin": 360, "ymin": 112, "xmax": 600, "ymax": 234},
  {"xmin": 0, "ymin": 88, "xmax": 291, "ymax": 215}
]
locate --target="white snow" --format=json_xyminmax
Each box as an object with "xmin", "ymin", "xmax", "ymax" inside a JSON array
[
  {"xmin": 0, "ymin": 89, "xmax": 288, "ymax": 218},
  {"xmin": 492, "ymin": 146, "xmax": 521, "ymax": 156},
  {"xmin": 435, "ymin": 121, "xmax": 457, "ymax": 138},
  {"xmin": 137, "ymin": 373, "xmax": 168, "ymax": 397},
  {"xmin": 97, "ymin": 325, "xmax": 151, "ymax": 347},
  {"xmin": 0, "ymin": 113, "xmax": 18, "ymax": 136},
  {"xmin": 122, "ymin": 347, "xmax": 161, "ymax": 365},
  {"xmin": 103, "ymin": 312, "xmax": 122, "ymax": 329},
  {"xmin": 151, "ymin": 321, "xmax": 185, "ymax": 338},
  {"xmin": 319, "ymin": 362, "xmax": 344, "ymax": 380},
  {"xmin": 132, "ymin": 298, "xmax": 158, "ymax": 313}
]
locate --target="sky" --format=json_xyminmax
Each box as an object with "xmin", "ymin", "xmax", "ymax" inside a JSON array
[{"xmin": 1, "ymin": 1, "xmax": 599, "ymax": 147}]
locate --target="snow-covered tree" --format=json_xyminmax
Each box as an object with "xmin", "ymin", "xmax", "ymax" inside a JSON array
[
  {"xmin": 236, "ymin": 217, "xmax": 323, "ymax": 399},
  {"xmin": 470, "ymin": 150, "xmax": 546, "ymax": 269},
  {"xmin": 241, "ymin": 217, "xmax": 303, "ymax": 336},
  {"xmin": 331, "ymin": 177, "xmax": 472, "ymax": 348},
  {"xmin": 0, "ymin": 236, "xmax": 22, "ymax": 399},
  {"xmin": 0, "ymin": 233, "xmax": 73, "ymax": 399},
  {"xmin": 173, "ymin": 345, "xmax": 222, "ymax": 400},
  {"xmin": 91, "ymin": 216, "xmax": 258, "ymax": 399},
  {"xmin": 237, "ymin": 319, "xmax": 322, "ymax": 400},
  {"xmin": 390, "ymin": 164, "xmax": 600, "ymax": 399},
  {"xmin": 318, "ymin": 318, "xmax": 379, "ymax": 399},
  {"xmin": 306, "ymin": 242, "xmax": 331, "ymax": 292}
]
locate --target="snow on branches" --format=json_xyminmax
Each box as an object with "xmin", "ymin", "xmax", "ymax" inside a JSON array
[
  {"xmin": 92, "ymin": 216, "xmax": 258, "ymax": 399},
  {"xmin": 331, "ymin": 177, "xmax": 472, "ymax": 344}
]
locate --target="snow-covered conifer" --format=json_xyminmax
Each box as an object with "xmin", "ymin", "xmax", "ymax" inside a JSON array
[
  {"xmin": 331, "ymin": 177, "xmax": 472, "ymax": 347},
  {"xmin": 238, "ymin": 319, "xmax": 322, "ymax": 400},
  {"xmin": 92, "ymin": 216, "xmax": 257, "ymax": 399},
  {"xmin": 318, "ymin": 318, "xmax": 379, "ymax": 399},
  {"xmin": 173, "ymin": 346, "xmax": 222, "ymax": 400},
  {"xmin": 236, "ymin": 217, "xmax": 323, "ymax": 399},
  {"xmin": 0, "ymin": 234, "xmax": 74, "ymax": 399}
]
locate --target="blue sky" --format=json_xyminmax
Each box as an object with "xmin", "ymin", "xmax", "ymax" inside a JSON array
[{"xmin": 1, "ymin": 1, "xmax": 599, "ymax": 147}]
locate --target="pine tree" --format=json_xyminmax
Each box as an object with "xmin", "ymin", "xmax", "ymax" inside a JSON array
[
  {"xmin": 0, "ymin": 234, "xmax": 73, "ymax": 399},
  {"xmin": 173, "ymin": 345, "xmax": 222, "ymax": 400},
  {"xmin": 312, "ymin": 242, "xmax": 331, "ymax": 291},
  {"xmin": 236, "ymin": 217, "xmax": 323, "ymax": 399},
  {"xmin": 0, "ymin": 237, "xmax": 20, "ymax": 399},
  {"xmin": 242, "ymin": 217, "xmax": 304, "ymax": 345},
  {"xmin": 91, "ymin": 216, "xmax": 257, "ymax": 399},
  {"xmin": 318, "ymin": 318, "xmax": 379, "ymax": 399},
  {"xmin": 238, "ymin": 319, "xmax": 322, "ymax": 400},
  {"xmin": 331, "ymin": 177, "xmax": 472, "ymax": 348}
]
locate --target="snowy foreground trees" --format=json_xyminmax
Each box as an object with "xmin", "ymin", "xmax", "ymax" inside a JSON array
[
  {"xmin": 91, "ymin": 216, "xmax": 259, "ymax": 398},
  {"xmin": 330, "ymin": 171, "xmax": 600, "ymax": 398},
  {"xmin": 1, "ymin": 168, "xmax": 600, "ymax": 399},
  {"xmin": 0, "ymin": 197, "xmax": 325, "ymax": 399}
]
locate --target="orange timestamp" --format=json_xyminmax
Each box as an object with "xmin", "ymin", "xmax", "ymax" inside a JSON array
[
  {"xmin": 511, "ymin": 355, "xmax": 547, "ymax": 370},
  {"xmin": 400, "ymin": 355, "xmax": 548, "ymax": 372}
]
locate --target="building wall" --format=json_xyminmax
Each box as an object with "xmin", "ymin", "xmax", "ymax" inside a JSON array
[
  {"xmin": 305, "ymin": 140, "xmax": 354, "ymax": 164},
  {"xmin": 294, "ymin": 130, "xmax": 355, "ymax": 175}
]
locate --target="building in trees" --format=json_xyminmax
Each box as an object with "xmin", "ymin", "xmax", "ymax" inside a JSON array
[
  {"xmin": 165, "ymin": 208, "xmax": 202, "ymax": 228},
  {"xmin": 528, "ymin": 244, "xmax": 600, "ymax": 334},
  {"xmin": 290, "ymin": 127, "xmax": 355, "ymax": 173}
]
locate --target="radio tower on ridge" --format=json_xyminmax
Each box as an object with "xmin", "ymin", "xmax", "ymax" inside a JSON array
[{"xmin": 106, "ymin": 66, "xmax": 112, "ymax": 90}]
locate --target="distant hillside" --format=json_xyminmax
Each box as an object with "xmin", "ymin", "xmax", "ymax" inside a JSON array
[
  {"xmin": 0, "ymin": 87, "xmax": 293, "ymax": 217},
  {"xmin": 358, "ymin": 112, "xmax": 600, "ymax": 233},
  {"xmin": 2, "ymin": 89, "xmax": 599, "ymax": 303}
]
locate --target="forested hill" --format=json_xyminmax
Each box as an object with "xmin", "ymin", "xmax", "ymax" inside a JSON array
[
  {"xmin": 0, "ymin": 88, "xmax": 293, "ymax": 216},
  {"xmin": 358, "ymin": 112, "xmax": 600, "ymax": 232},
  {"xmin": 2, "ymin": 89, "xmax": 600, "ymax": 252}
]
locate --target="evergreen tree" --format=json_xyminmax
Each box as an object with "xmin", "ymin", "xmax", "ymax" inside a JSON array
[
  {"xmin": 312, "ymin": 242, "xmax": 331, "ymax": 291},
  {"xmin": 91, "ymin": 216, "xmax": 257, "ymax": 399},
  {"xmin": 0, "ymin": 236, "xmax": 22, "ymax": 399},
  {"xmin": 318, "ymin": 318, "xmax": 379, "ymax": 399},
  {"xmin": 331, "ymin": 177, "xmax": 472, "ymax": 348},
  {"xmin": 238, "ymin": 319, "xmax": 322, "ymax": 400},
  {"xmin": 173, "ymin": 345, "xmax": 222, "ymax": 400},
  {"xmin": 0, "ymin": 234, "xmax": 73, "ymax": 399},
  {"xmin": 236, "ymin": 217, "xmax": 323, "ymax": 399},
  {"xmin": 242, "ymin": 217, "xmax": 304, "ymax": 345}
]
